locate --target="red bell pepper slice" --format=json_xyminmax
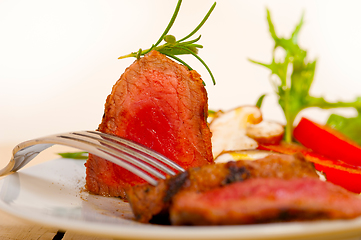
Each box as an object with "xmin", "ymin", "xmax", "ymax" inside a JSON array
[
  {"xmin": 293, "ymin": 117, "xmax": 361, "ymax": 166},
  {"xmin": 258, "ymin": 142, "xmax": 361, "ymax": 193}
]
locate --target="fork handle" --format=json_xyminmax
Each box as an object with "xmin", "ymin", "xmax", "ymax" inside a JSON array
[{"xmin": 0, "ymin": 143, "xmax": 53, "ymax": 176}]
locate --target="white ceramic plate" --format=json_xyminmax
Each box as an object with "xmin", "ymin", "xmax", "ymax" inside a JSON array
[{"xmin": 1, "ymin": 159, "xmax": 361, "ymax": 240}]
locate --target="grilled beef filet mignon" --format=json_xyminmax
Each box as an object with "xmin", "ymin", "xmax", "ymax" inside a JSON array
[
  {"xmin": 86, "ymin": 50, "xmax": 213, "ymax": 198},
  {"xmin": 170, "ymin": 177, "xmax": 361, "ymax": 225},
  {"xmin": 126, "ymin": 153, "xmax": 319, "ymax": 223}
]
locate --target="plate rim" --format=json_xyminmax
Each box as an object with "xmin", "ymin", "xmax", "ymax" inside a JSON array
[{"xmin": 1, "ymin": 159, "xmax": 361, "ymax": 240}]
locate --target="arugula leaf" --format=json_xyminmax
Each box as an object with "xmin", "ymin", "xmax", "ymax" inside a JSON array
[
  {"xmin": 250, "ymin": 9, "xmax": 361, "ymax": 143},
  {"xmin": 327, "ymin": 112, "xmax": 361, "ymax": 145}
]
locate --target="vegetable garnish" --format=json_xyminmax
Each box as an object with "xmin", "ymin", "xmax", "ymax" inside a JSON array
[
  {"xmin": 250, "ymin": 9, "xmax": 361, "ymax": 143},
  {"xmin": 57, "ymin": 151, "xmax": 88, "ymax": 159},
  {"xmin": 118, "ymin": 0, "xmax": 217, "ymax": 85},
  {"xmin": 208, "ymin": 109, "xmax": 217, "ymax": 118},
  {"xmin": 294, "ymin": 117, "xmax": 361, "ymax": 166},
  {"xmin": 327, "ymin": 111, "xmax": 361, "ymax": 146},
  {"xmin": 258, "ymin": 142, "xmax": 361, "ymax": 193},
  {"xmin": 255, "ymin": 94, "xmax": 266, "ymax": 109}
]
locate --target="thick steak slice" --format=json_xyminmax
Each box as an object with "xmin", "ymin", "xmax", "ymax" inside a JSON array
[
  {"xmin": 170, "ymin": 177, "xmax": 361, "ymax": 225},
  {"xmin": 126, "ymin": 153, "xmax": 319, "ymax": 223},
  {"xmin": 85, "ymin": 50, "xmax": 213, "ymax": 198}
]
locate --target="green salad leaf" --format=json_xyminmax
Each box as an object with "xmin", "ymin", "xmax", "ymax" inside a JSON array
[
  {"xmin": 327, "ymin": 111, "xmax": 361, "ymax": 145},
  {"xmin": 250, "ymin": 9, "xmax": 361, "ymax": 142}
]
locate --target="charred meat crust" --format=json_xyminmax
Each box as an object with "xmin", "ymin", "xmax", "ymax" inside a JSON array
[
  {"xmin": 126, "ymin": 153, "xmax": 319, "ymax": 223},
  {"xmin": 126, "ymin": 181, "xmax": 168, "ymax": 223},
  {"xmin": 163, "ymin": 171, "xmax": 189, "ymax": 202}
]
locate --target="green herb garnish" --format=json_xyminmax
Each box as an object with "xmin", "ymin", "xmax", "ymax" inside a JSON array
[
  {"xmin": 57, "ymin": 151, "xmax": 88, "ymax": 159},
  {"xmin": 118, "ymin": 0, "xmax": 216, "ymax": 85},
  {"xmin": 250, "ymin": 9, "xmax": 361, "ymax": 143},
  {"xmin": 255, "ymin": 94, "xmax": 267, "ymax": 109},
  {"xmin": 327, "ymin": 110, "xmax": 361, "ymax": 145},
  {"xmin": 208, "ymin": 109, "xmax": 217, "ymax": 118}
]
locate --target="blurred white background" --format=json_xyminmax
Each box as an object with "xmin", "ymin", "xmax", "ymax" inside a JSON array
[{"xmin": 1, "ymin": 0, "xmax": 361, "ymax": 145}]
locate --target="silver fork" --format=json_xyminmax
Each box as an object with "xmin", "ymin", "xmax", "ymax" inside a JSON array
[{"xmin": 0, "ymin": 130, "xmax": 185, "ymax": 186}]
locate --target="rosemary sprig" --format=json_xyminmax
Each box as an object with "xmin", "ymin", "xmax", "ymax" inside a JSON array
[{"xmin": 118, "ymin": 0, "xmax": 216, "ymax": 85}]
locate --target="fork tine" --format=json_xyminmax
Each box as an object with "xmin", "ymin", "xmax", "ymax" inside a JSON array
[
  {"xmin": 4, "ymin": 131, "xmax": 185, "ymax": 186},
  {"xmin": 59, "ymin": 133, "xmax": 169, "ymax": 181},
  {"xmin": 86, "ymin": 131, "xmax": 184, "ymax": 172},
  {"xmin": 8, "ymin": 137, "xmax": 160, "ymax": 185},
  {"xmin": 72, "ymin": 131, "xmax": 179, "ymax": 176}
]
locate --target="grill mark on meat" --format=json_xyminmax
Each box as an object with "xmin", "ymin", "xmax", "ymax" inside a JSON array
[
  {"xmin": 276, "ymin": 209, "xmax": 329, "ymax": 222},
  {"xmin": 221, "ymin": 163, "xmax": 251, "ymax": 186}
]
